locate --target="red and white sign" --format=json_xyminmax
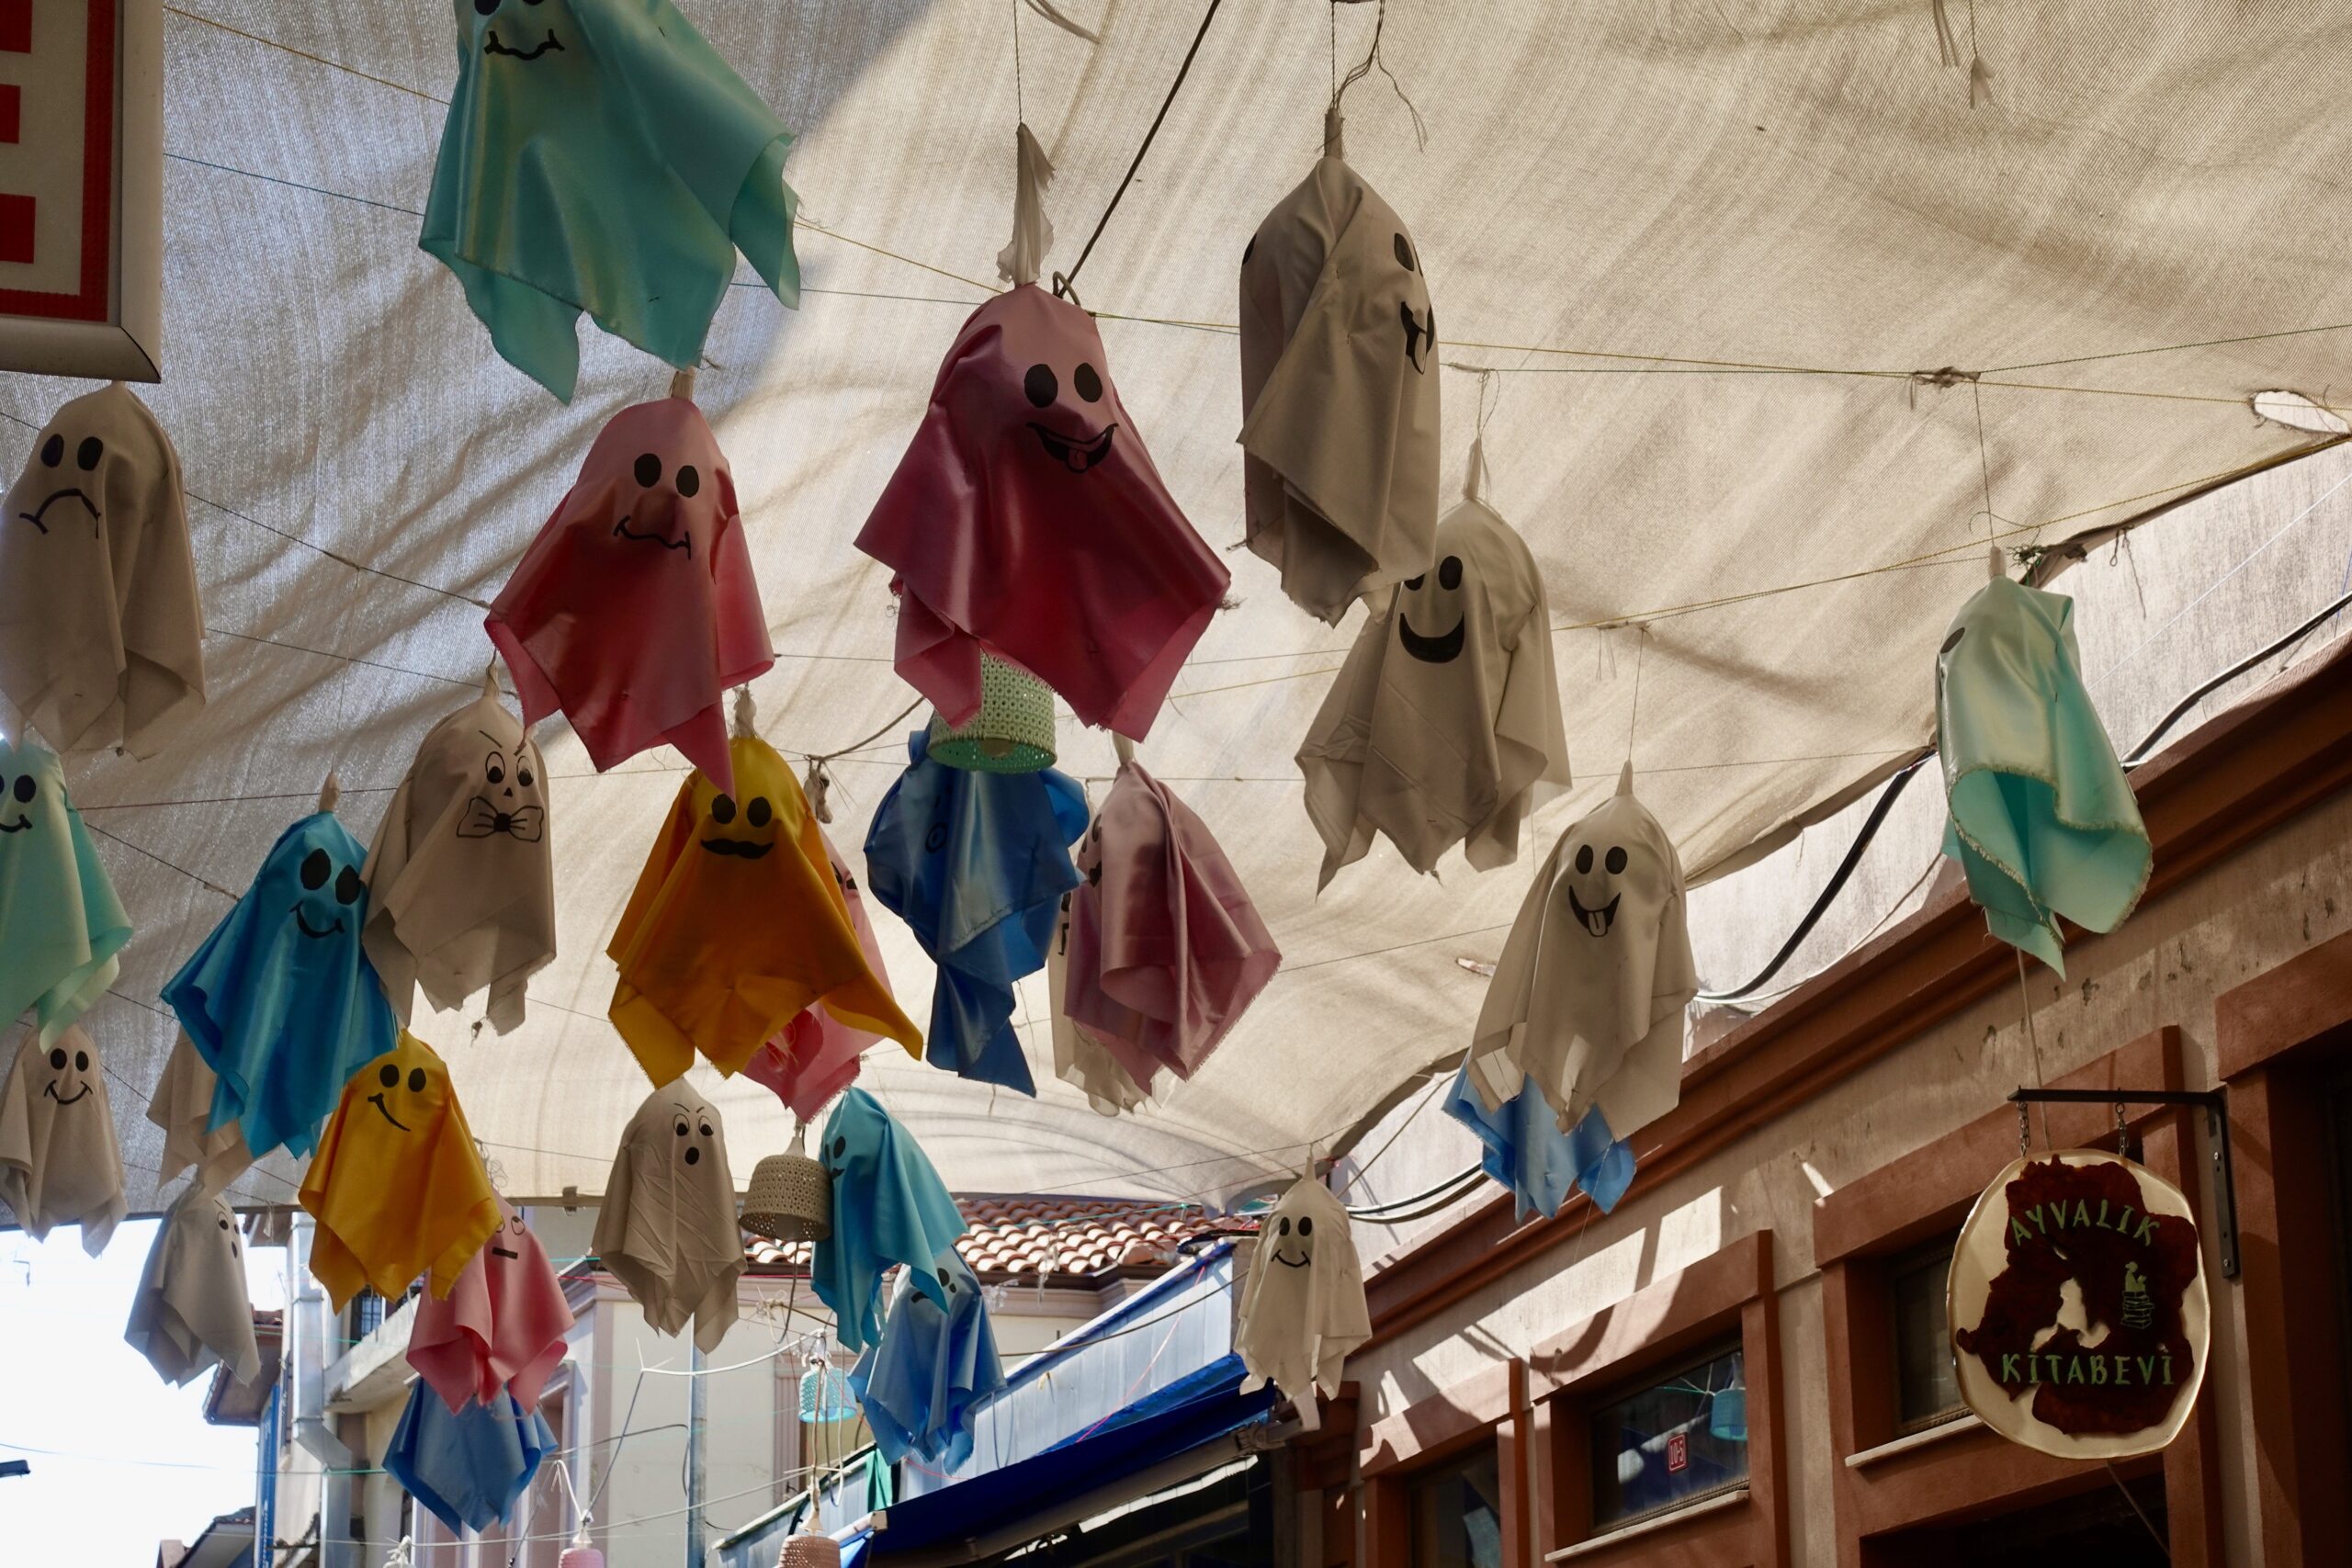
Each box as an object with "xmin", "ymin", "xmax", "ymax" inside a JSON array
[{"xmin": 1664, "ymin": 1430, "xmax": 1689, "ymax": 1473}]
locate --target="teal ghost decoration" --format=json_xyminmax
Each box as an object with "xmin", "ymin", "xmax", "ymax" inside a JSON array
[
  {"xmin": 1936, "ymin": 573, "xmax": 2149, "ymax": 975},
  {"xmin": 0, "ymin": 739, "xmax": 130, "ymax": 1045},
  {"xmin": 422, "ymin": 0, "xmax": 802, "ymax": 401}
]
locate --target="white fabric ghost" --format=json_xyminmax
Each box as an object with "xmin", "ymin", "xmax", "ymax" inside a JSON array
[
  {"xmin": 1236, "ymin": 1175, "xmax": 1367, "ymax": 1432},
  {"xmin": 0, "ymin": 1024, "xmax": 127, "ymax": 1253},
  {"xmin": 125, "ymin": 1185, "xmax": 261, "ymax": 1387},
  {"xmin": 593, "ymin": 1079, "xmax": 742, "ymax": 1352},
  {"xmin": 147, "ymin": 1032, "xmax": 255, "ymax": 1200},
  {"xmin": 1046, "ymin": 896, "xmax": 1151, "ymax": 1116},
  {"xmin": 1238, "ymin": 155, "xmax": 1441, "ymax": 624},
  {"xmin": 363, "ymin": 670, "xmax": 557, "ymax": 1034},
  {"xmin": 0, "ymin": 383, "xmax": 204, "ymax": 757},
  {"xmin": 1466, "ymin": 764, "xmax": 1696, "ymax": 1139},
  {"xmin": 1298, "ymin": 497, "xmax": 1569, "ymax": 887}
]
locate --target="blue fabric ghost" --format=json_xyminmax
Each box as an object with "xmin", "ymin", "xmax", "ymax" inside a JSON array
[
  {"xmin": 865, "ymin": 730, "xmax": 1087, "ymax": 1095},
  {"xmin": 1936, "ymin": 574, "xmax": 2150, "ymax": 975},
  {"xmin": 384, "ymin": 1382, "xmax": 557, "ymax": 1534},
  {"xmin": 811, "ymin": 1088, "xmax": 967, "ymax": 1352},
  {"xmin": 1444, "ymin": 1063, "xmax": 1634, "ymax": 1222},
  {"xmin": 422, "ymin": 0, "xmax": 801, "ymax": 401},
  {"xmin": 849, "ymin": 1250, "xmax": 1006, "ymax": 1469},
  {"xmin": 0, "ymin": 739, "xmax": 130, "ymax": 1045},
  {"xmin": 162, "ymin": 811, "xmax": 397, "ymax": 1161}
]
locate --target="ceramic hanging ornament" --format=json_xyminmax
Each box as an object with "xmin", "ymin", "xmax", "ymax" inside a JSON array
[
  {"xmin": 1236, "ymin": 1171, "xmax": 1368, "ymax": 1432},
  {"xmin": 0, "ymin": 1024, "xmax": 127, "ymax": 1254},
  {"xmin": 124, "ymin": 1186, "xmax": 261, "ymax": 1387},
  {"xmin": 593, "ymin": 1079, "xmax": 743, "ymax": 1352},
  {"xmin": 0, "ymin": 737, "xmax": 130, "ymax": 1046}
]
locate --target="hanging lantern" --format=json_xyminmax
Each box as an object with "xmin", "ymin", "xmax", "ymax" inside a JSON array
[
  {"xmin": 798, "ymin": 1357, "xmax": 857, "ymax": 1424},
  {"xmin": 778, "ymin": 1529, "xmax": 842, "ymax": 1568},
  {"xmin": 926, "ymin": 652, "xmax": 1056, "ymax": 773},
  {"xmin": 559, "ymin": 1550, "xmax": 605, "ymax": 1568},
  {"xmin": 742, "ymin": 1123, "xmax": 833, "ymax": 1244}
]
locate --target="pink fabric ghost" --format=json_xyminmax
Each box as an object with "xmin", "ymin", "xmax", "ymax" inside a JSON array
[
  {"xmin": 406, "ymin": 1198, "xmax": 573, "ymax": 1415},
  {"xmin": 486, "ymin": 398, "xmax": 773, "ymax": 795},
  {"xmin": 741, "ymin": 828, "xmax": 893, "ymax": 1119},
  {"xmin": 1063, "ymin": 760, "xmax": 1281, "ymax": 1081},
  {"xmin": 854, "ymin": 284, "xmax": 1228, "ymax": 741}
]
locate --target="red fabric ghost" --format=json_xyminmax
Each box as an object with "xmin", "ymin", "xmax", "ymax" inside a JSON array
[
  {"xmin": 485, "ymin": 398, "xmax": 772, "ymax": 795},
  {"xmin": 855, "ymin": 285, "xmax": 1228, "ymax": 741},
  {"xmin": 741, "ymin": 825, "xmax": 895, "ymax": 1119}
]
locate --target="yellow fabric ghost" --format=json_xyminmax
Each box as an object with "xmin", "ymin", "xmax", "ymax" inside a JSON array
[
  {"xmin": 609, "ymin": 735, "xmax": 921, "ymax": 1086},
  {"xmin": 299, "ymin": 1032, "xmax": 500, "ymax": 1308}
]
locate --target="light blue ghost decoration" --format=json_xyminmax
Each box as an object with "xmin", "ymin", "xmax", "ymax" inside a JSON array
[
  {"xmin": 1937, "ymin": 574, "xmax": 2150, "ymax": 975},
  {"xmin": 162, "ymin": 811, "xmax": 397, "ymax": 1161},
  {"xmin": 422, "ymin": 0, "xmax": 802, "ymax": 401},
  {"xmin": 1443, "ymin": 1063, "xmax": 1633, "ymax": 1223},
  {"xmin": 811, "ymin": 1088, "xmax": 967, "ymax": 1353},
  {"xmin": 865, "ymin": 730, "xmax": 1087, "ymax": 1096},
  {"xmin": 0, "ymin": 739, "xmax": 129, "ymax": 1044},
  {"xmin": 384, "ymin": 1382, "xmax": 557, "ymax": 1534},
  {"xmin": 849, "ymin": 1250, "xmax": 1006, "ymax": 1469}
]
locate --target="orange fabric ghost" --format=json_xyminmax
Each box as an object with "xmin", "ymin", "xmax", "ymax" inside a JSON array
[
  {"xmin": 300, "ymin": 1032, "xmax": 501, "ymax": 1308},
  {"xmin": 608, "ymin": 735, "xmax": 921, "ymax": 1086}
]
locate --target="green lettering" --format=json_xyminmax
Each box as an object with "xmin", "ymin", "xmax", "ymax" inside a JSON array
[
  {"xmin": 2029, "ymin": 1204, "xmax": 2049, "ymax": 1235},
  {"xmin": 2133, "ymin": 1217, "xmax": 2156, "ymax": 1246},
  {"xmin": 2049, "ymin": 1355, "xmax": 2066, "ymax": 1383},
  {"xmin": 2027, "ymin": 1355, "xmax": 2041, "ymax": 1384},
  {"xmin": 2073, "ymin": 1200, "xmax": 2093, "ymax": 1227},
  {"xmin": 2116, "ymin": 1205, "xmax": 2138, "ymax": 1240},
  {"xmin": 2001, "ymin": 1353, "xmax": 2020, "ymax": 1383},
  {"xmin": 2114, "ymin": 1356, "xmax": 2131, "ymax": 1386},
  {"xmin": 2138, "ymin": 1356, "xmax": 2157, "ymax": 1384},
  {"xmin": 2066, "ymin": 1357, "xmax": 2086, "ymax": 1384},
  {"xmin": 2096, "ymin": 1200, "xmax": 2112, "ymax": 1230},
  {"xmin": 2011, "ymin": 1217, "xmax": 2033, "ymax": 1246},
  {"xmin": 2162, "ymin": 1355, "xmax": 2175, "ymax": 1386},
  {"xmin": 2090, "ymin": 1357, "xmax": 2108, "ymax": 1384}
]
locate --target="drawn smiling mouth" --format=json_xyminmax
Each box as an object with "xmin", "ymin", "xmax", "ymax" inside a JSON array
[
  {"xmin": 44, "ymin": 1082, "xmax": 90, "ymax": 1106},
  {"xmin": 1396, "ymin": 613, "xmax": 1464, "ymax": 663},
  {"xmin": 368, "ymin": 1092, "xmax": 411, "ymax": 1132},
  {"xmin": 1567, "ymin": 886, "xmax": 1621, "ymax": 938},
  {"xmin": 0, "ymin": 816, "xmax": 28, "ymax": 833},
  {"xmin": 483, "ymin": 28, "xmax": 562, "ymax": 60},
  {"xmin": 613, "ymin": 516, "xmax": 690, "ymax": 558},
  {"xmin": 1272, "ymin": 1249, "xmax": 1312, "ymax": 1269},
  {"xmin": 699, "ymin": 837, "xmax": 772, "ymax": 860},
  {"xmin": 1027, "ymin": 421, "xmax": 1116, "ymax": 473},
  {"xmin": 492, "ymin": 1246, "xmax": 521, "ymax": 1259},
  {"xmin": 17, "ymin": 488, "xmax": 97, "ymax": 535},
  {"xmin": 291, "ymin": 907, "xmax": 345, "ymax": 939}
]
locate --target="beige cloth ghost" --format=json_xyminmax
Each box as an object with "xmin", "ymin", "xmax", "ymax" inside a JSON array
[
  {"xmin": 1298, "ymin": 497, "xmax": 1569, "ymax": 887},
  {"xmin": 1235, "ymin": 1175, "xmax": 1367, "ymax": 1432},
  {"xmin": 1466, "ymin": 764, "xmax": 1696, "ymax": 1137},
  {"xmin": 0, "ymin": 383, "xmax": 204, "ymax": 757},
  {"xmin": 125, "ymin": 1185, "xmax": 262, "ymax": 1387},
  {"xmin": 593, "ymin": 1079, "xmax": 742, "ymax": 1352},
  {"xmin": 147, "ymin": 1032, "xmax": 256, "ymax": 1199},
  {"xmin": 1238, "ymin": 155, "xmax": 1441, "ymax": 624},
  {"xmin": 0, "ymin": 1024, "xmax": 127, "ymax": 1254},
  {"xmin": 363, "ymin": 671, "xmax": 557, "ymax": 1033}
]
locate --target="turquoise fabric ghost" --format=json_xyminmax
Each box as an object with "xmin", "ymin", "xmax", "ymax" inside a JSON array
[
  {"xmin": 1443, "ymin": 1063, "xmax": 1632, "ymax": 1223},
  {"xmin": 422, "ymin": 0, "xmax": 802, "ymax": 401},
  {"xmin": 849, "ymin": 1250, "xmax": 1005, "ymax": 1469},
  {"xmin": 384, "ymin": 1381, "xmax": 556, "ymax": 1534},
  {"xmin": 1936, "ymin": 576, "xmax": 2149, "ymax": 975},
  {"xmin": 865, "ymin": 730, "xmax": 1087, "ymax": 1096},
  {"xmin": 162, "ymin": 812, "xmax": 397, "ymax": 1161},
  {"xmin": 811, "ymin": 1088, "xmax": 967, "ymax": 1352},
  {"xmin": 0, "ymin": 740, "xmax": 129, "ymax": 1044}
]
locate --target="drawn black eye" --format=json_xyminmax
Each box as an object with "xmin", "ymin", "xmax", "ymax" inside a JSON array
[
  {"xmin": 1605, "ymin": 846, "xmax": 1628, "ymax": 874},
  {"xmin": 47, "ymin": 1048, "xmax": 64, "ymax": 1070},
  {"xmin": 675, "ymin": 1120, "xmax": 690, "ymax": 1137},
  {"xmin": 746, "ymin": 796, "xmax": 772, "ymax": 829},
  {"xmin": 516, "ymin": 761, "xmax": 535, "ymax": 787},
  {"xmin": 485, "ymin": 752, "xmax": 506, "ymax": 784},
  {"xmin": 1940, "ymin": 626, "xmax": 1967, "ymax": 656},
  {"xmin": 634, "ymin": 453, "xmax": 662, "ymax": 488},
  {"xmin": 39, "ymin": 434, "xmax": 62, "ymax": 467},
  {"xmin": 1073, "ymin": 363, "xmax": 1102, "ymax": 403},
  {"xmin": 710, "ymin": 794, "xmax": 737, "ymax": 825},
  {"xmin": 1438, "ymin": 556, "xmax": 1462, "ymax": 591},
  {"xmin": 76, "ymin": 437, "xmax": 102, "ymax": 471},
  {"xmin": 11, "ymin": 773, "xmax": 31, "ymax": 804},
  {"xmin": 1298, "ymin": 1216, "xmax": 1313, "ymax": 1236},
  {"xmin": 939, "ymin": 1268, "xmax": 954, "ymax": 1290},
  {"xmin": 300, "ymin": 849, "xmax": 331, "ymax": 889},
  {"xmin": 1403, "ymin": 574, "xmax": 1425, "ymax": 592},
  {"xmin": 380, "ymin": 1064, "xmax": 401, "ymax": 1089},
  {"xmin": 74, "ymin": 1050, "xmax": 87, "ymax": 1073},
  {"xmin": 675, "ymin": 465, "xmax": 700, "ymax": 498},
  {"xmin": 1574, "ymin": 844, "xmax": 1594, "ymax": 874},
  {"xmin": 923, "ymin": 823, "xmax": 948, "ymax": 853},
  {"xmin": 698, "ymin": 1121, "xmax": 713, "ymax": 1138},
  {"xmin": 831, "ymin": 1135, "xmax": 846, "ymax": 1159},
  {"xmin": 1023, "ymin": 364, "xmax": 1057, "ymax": 407},
  {"xmin": 407, "ymin": 1067, "xmax": 427, "ymax": 1093},
  {"xmin": 219, "ymin": 1216, "xmax": 231, "ymax": 1230},
  {"xmin": 1276, "ymin": 1217, "xmax": 1291, "ymax": 1236},
  {"xmin": 1393, "ymin": 233, "xmax": 1415, "ymax": 271},
  {"xmin": 474, "ymin": 0, "xmax": 497, "ymax": 14},
  {"xmin": 335, "ymin": 866, "xmax": 363, "ymax": 905}
]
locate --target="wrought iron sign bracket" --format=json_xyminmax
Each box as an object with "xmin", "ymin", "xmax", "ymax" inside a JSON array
[{"xmin": 2009, "ymin": 1087, "xmax": 2239, "ymax": 1280}]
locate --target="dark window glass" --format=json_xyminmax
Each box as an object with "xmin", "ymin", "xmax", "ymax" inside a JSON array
[
  {"xmin": 1408, "ymin": 1445, "xmax": 1504, "ymax": 1568},
  {"xmin": 2326, "ymin": 1067, "xmax": 2352, "ymax": 1436},
  {"xmin": 1588, "ymin": 1342, "xmax": 1747, "ymax": 1529},
  {"xmin": 1892, "ymin": 1238, "xmax": 1965, "ymax": 1431}
]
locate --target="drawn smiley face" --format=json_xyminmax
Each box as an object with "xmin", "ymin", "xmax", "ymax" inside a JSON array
[
  {"xmin": 1019, "ymin": 354, "xmax": 1118, "ymax": 474},
  {"xmin": 0, "ymin": 767, "xmax": 36, "ymax": 834},
  {"xmin": 16, "ymin": 423, "xmax": 106, "ymax": 536},
  {"xmin": 215, "ymin": 1202, "xmax": 243, "ymax": 1260},
  {"xmin": 672, "ymin": 1102, "xmax": 717, "ymax": 1166},
  {"xmin": 698, "ymin": 786, "xmax": 775, "ymax": 861},
  {"xmin": 367, "ymin": 1057, "xmax": 435, "ymax": 1132},
  {"xmin": 456, "ymin": 730, "xmax": 547, "ymax": 842},
  {"xmin": 472, "ymin": 0, "xmax": 566, "ymax": 62},
  {"xmin": 491, "ymin": 1207, "xmax": 527, "ymax": 1261},
  {"xmin": 1392, "ymin": 232, "xmax": 1434, "ymax": 373},
  {"xmin": 42, "ymin": 1042, "xmax": 93, "ymax": 1107},
  {"xmin": 290, "ymin": 844, "xmax": 365, "ymax": 940},
  {"xmin": 1395, "ymin": 552, "xmax": 1466, "ymax": 663},
  {"xmin": 1566, "ymin": 837, "xmax": 1628, "ymax": 938},
  {"xmin": 1269, "ymin": 1211, "xmax": 1317, "ymax": 1269}
]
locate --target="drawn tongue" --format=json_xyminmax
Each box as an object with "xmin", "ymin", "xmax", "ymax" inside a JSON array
[
  {"xmin": 1065, "ymin": 446, "xmax": 1089, "ymax": 473},
  {"xmin": 1587, "ymin": 908, "xmax": 1609, "ymax": 938}
]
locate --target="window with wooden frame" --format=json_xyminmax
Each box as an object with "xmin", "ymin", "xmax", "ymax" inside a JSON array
[
  {"xmin": 1885, "ymin": 1235, "xmax": 1964, "ymax": 1435},
  {"xmin": 1584, "ymin": 1339, "xmax": 1747, "ymax": 1530},
  {"xmin": 1407, "ymin": 1441, "xmax": 1506, "ymax": 1568}
]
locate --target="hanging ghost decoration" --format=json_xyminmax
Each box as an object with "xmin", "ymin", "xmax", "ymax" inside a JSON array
[
  {"xmin": 848, "ymin": 1250, "xmax": 1006, "ymax": 1469},
  {"xmin": 147, "ymin": 1033, "xmax": 254, "ymax": 1200},
  {"xmin": 363, "ymin": 671, "xmax": 557, "ymax": 1034},
  {"xmin": 1236, "ymin": 1175, "xmax": 1368, "ymax": 1432},
  {"xmin": 609, "ymin": 734, "xmax": 921, "ymax": 1087},
  {"xmin": 1298, "ymin": 498, "xmax": 1569, "ymax": 887},
  {"xmin": 742, "ymin": 825, "xmax": 900, "ymax": 1120},
  {"xmin": 865, "ymin": 730, "xmax": 1088, "ymax": 1095},
  {"xmin": 592, "ymin": 1079, "xmax": 742, "ymax": 1351},
  {"xmin": 0, "ymin": 1024, "xmax": 126, "ymax": 1254},
  {"xmin": 299, "ymin": 1032, "xmax": 502, "ymax": 1308},
  {"xmin": 1062, "ymin": 759, "xmax": 1281, "ymax": 1087},
  {"xmin": 0, "ymin": 738, "xmax": 130, "ymax": 1045},
  {"xmin": 1046, "ymin": 896, "xmax": 1154, "ymax": 1115},
  {"xmin": 409, "ymin": 1199, "xmax": 574, "ymax": 1415},
  {"xmin": 810, "ymin": 1088, "xmax": 967, "ymax": 1352},
  {"xmin": 1937, "ymin": 572, "xmax": 2150, "ymax": 975},
  {"xmin": 0, "ymin": 383, "xmax": 205, "ymax": 756},
  {"xmin": 485, "ymin": 398, "xmax": 773, "ymax": 795},
  {"xmin": 1238, "ymin": 156, "xmax": 1441, "ymax": 624},
  {"xmin": 1442, "ymin": 1063, "xmax": 1634, "ymax": 1224},
  {"xmin": 124, "ymin": 1186, "xmax": 261, "ymax": 1388},
  {"xmin": 163, "ymin": 809, "xmax": 397, "ymax": 1162},
  {"xmin": 1465, "ymin": 766, "xmax": 1695, "ymax": 1168},
  {"xmin": 385, "ymin": 1381, "xmax": 559, "ymax": 1535},
  {"xmin": 420, "ymin": 0, "xmax": 801, "ymax": 402},
  {"xmin": 854, "ymin": 285, "xmax": 1228, "ymax": 742}
]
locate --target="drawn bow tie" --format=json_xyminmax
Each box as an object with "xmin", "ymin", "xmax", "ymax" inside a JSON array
[{"xmin": 456, "ymin": 796, "xmax": 545, "ymax": 842}]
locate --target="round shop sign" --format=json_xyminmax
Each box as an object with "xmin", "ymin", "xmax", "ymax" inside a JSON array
[{"xmin": 1948, "ymin": 1150, "xmax": 2208, "ymax": 1459}]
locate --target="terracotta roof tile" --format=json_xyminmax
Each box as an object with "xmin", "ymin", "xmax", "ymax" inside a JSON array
[{"xmin": 741, "ymin": 1193, "xmax": 1252, "ymax": 1283}]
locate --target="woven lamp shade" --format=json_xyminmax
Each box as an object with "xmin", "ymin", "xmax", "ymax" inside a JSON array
[
  {"xmin": 741, "ymin": 1125, "xmax": 832, "ymax": 1244},
  {"xmin": 927, "ymin": 652, "xmax": 1056, "ymax": 773},
  {"xmin": 778, "ymin": 1533, "xmax": 842, "ymax": 1568}
]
